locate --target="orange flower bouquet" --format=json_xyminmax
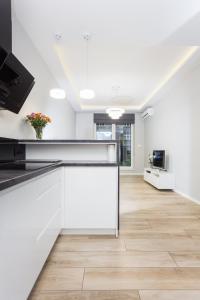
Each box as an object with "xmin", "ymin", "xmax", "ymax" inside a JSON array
[{"xmin": 26, "ymin": 112, "xmax": 51, "ymax": 139}]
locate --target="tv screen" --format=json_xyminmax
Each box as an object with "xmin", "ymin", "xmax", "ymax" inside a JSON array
[
  {"xmin": 153, "ymin": 150, "xmax": 165, "ymax": 169},
  {"xmin": 0, "ymin": 49, "xmax": 35, "ymax": 113}
]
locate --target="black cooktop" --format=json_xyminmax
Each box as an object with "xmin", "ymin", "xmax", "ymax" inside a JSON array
[{"xmin": 0, "ymin": 160, "xmax": 60, "ymax": 171}]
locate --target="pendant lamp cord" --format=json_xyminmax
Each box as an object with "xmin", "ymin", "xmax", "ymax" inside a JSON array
[
  {"xmin": 82, "ymin": 33, "xmax": 91, "ymax": 90},
  {"xmin": 83, "ymin": 33, "xmax": 90, "ymax": 88}
]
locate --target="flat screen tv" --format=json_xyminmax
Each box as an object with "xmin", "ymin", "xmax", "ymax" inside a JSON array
[
  {"xmin": 0, "ymin": 49, "xmax": 35, "ymax": 113},
  {"xmin": 153, "ymin": 150, "xmax": 166, "ymax": 170}
]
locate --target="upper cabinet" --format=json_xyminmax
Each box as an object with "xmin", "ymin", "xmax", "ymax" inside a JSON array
[{"xmin": 0, "ymin": 0, "xmax": 12, "ymax": 53}]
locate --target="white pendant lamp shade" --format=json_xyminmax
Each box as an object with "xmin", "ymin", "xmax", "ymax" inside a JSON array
[
  {"xmin": 80, "ymin": 89, "xmax": 95, "ymax": 100},
  {"xmin": 80, "ymin": 33, "xmax": 95, "ymax": 100},
  {"xmin": 50, "ymin": 88, "xmax": 66, "ymax": 99},
  {"xmin": 106, "ymin": 108, "xmax": 125, "ymax": 119}
]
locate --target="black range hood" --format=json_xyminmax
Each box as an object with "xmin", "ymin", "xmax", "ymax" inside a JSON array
[{"xmin": 0, "ymin": 0, "xmax": 35, "ymax": 114}]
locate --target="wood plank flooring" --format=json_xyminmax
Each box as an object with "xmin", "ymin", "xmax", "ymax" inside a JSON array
[{"xmin": 29, "ymin": 176, "xmax": 200, "ymax": 300}]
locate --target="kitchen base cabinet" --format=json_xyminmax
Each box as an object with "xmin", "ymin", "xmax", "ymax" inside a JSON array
[
  {"xmin": 0, "ymin": 168, "xmax": 63, "ymax": 300},
  {"xmin": 64, "ymin": 167, "xmax": 118, "ymax": 234}
]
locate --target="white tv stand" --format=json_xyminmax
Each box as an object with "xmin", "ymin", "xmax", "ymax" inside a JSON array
[{"xmin": 144, "ymin": 167, "xmax": 175, "ymax": 190}]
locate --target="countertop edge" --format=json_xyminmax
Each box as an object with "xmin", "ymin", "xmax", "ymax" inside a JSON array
[{"xmin": 18, "ymin": 139, "xmax": 119, "ymax": 144}]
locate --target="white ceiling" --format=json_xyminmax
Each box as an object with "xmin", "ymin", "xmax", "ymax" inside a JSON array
[{"xmin": 13, "ymin": 0, "xmax": 200, "ymax": 112}]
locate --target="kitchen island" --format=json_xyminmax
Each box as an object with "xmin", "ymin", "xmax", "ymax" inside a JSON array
[{"xmin": 0, "ymin": 139, "xmax": 119, "ymax": 300}]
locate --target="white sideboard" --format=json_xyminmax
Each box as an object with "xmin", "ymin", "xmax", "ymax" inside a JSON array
[{"xmin": 144, "ymin": 167, "xmax": 175, "ymax": 190}]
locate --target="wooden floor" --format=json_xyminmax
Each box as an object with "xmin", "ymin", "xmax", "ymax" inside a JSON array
[{"xmin": 29, "ymin": 176, "xmax": 200, "ymax": 300}]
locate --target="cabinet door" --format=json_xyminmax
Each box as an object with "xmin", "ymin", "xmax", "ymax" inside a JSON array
[
  {"xmin": 64, "ymin": 167, "xmax": 118, "ymax": 229},
  {"xmin": 0, "ymin": 169, "xmax": 63, "ymax": 300}
]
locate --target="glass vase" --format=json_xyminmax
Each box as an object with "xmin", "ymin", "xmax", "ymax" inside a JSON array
[{"xmin": 34, "ymin": 127, "xmax": 43, "ymax": 140}]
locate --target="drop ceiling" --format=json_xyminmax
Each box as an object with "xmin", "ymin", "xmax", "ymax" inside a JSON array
[{"xmin": 13, "ymin": 0, "xmax": 200, "ymax": 111}]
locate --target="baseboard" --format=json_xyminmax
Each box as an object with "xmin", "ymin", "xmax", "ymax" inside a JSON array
[
  {"xmin": 61, "ymin": 228, "xmax": 117, "ymax": 235},
  {"xmin": 174, "ymin": 189, "xmax": 200, "ymax": 205}
]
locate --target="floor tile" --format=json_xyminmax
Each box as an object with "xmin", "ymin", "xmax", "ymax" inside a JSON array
[
  {"xmin": 185, "ymin": 230, "xmax": 200, "ymax": 239},
  {"xmin": 49, "ymin": 251, "xmax": 176, "ymax": 267},
  {"xmin": 139, "ymin": 290, "xmax": 200, "ymax": 300},
  {"xmin": 29, "ymin": 290, "xmax": 140, "ymax": 300},
  {"xmin": 171, "ymin": 252, "xmax": 200, "ymax": 267},
  {"xmin": 125, "ymin": 238, "xmax": 200, "ymax": 251},
  {"xmin": 83, "ymin": 267, "xmax": 200, "ymax": 290},
  {"xmin": 34, "ymin": 265, "xmax": 84, "ymax": 291},
  {"xmin": 149, "ymin": 219, "xmax": 200, "ymax": 230},
  {"xmin": 54, "ymin": 238, "xmax": 125, "ymax": 252},
  {"xmin": 119, "ymin": 231, "xmax": 189, "ymax": 239}
]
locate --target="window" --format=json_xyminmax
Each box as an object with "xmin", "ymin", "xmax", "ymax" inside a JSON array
[
  {"xmin": 96, "ymin": 122, "xmax": 133, "ymax": 168},
  {"xmin": 96, "ymin": 124, "xmax": 112, "ymax": 140},
  {"xmin": 116, "ymin": 124, "xmax": 132, "ymax": 167}
]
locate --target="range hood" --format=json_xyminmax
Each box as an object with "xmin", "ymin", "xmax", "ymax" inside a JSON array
[{"xmin": 0, "ymin": 0, "xmax": 35, "ymax": 114}]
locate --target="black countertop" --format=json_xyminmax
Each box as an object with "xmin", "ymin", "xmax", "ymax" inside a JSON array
[
  {"xmin": 0, "ymin": 162, "xmax": 60, "ymax": 192},
  {"xmin": 62, "ymin": 160, "xmax": 118, "ymax": 167},
  {"xmin": 18, "ymin": 139, "xmax": 118, "ymax": 144},
  {"xmin": 0, "ymin": 160, "xmax": 118, "ymax": 192},
  {"xmin": 0, "ymin": 137, "xmax": 119, "ymax": 145}
]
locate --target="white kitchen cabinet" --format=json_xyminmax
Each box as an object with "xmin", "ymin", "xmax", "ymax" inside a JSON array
[
  {"xmin": 64, "ymin": 166, "xmax": 118, "ymax": 234},
  {"xmin": 0, "ymin": 168, "xmax": 64, "ymax": 300}
]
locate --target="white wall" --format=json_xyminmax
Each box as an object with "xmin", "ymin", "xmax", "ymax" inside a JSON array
[
  {"xmin": 144, "ymin": 63, "xmax": 200, "ymax": 201},
  {"xmin": 0, "ymin": 15, "xmax": 75, "ymax": 139},
  {"xmin": 133, "ymin": 113, "xmax": 144, "ymax": 174},
  {"xmin": 76, "ymin": 113, "xmax": 94, "ymax": 139},
  {"xmin": 76, "ymin": 112, "xmax": 144, "ymax": 174}
]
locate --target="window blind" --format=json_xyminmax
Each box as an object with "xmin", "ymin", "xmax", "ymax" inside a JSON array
[{"xmin": 94, "ymin": 113, "xmax": 135, "ymax": 125}]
